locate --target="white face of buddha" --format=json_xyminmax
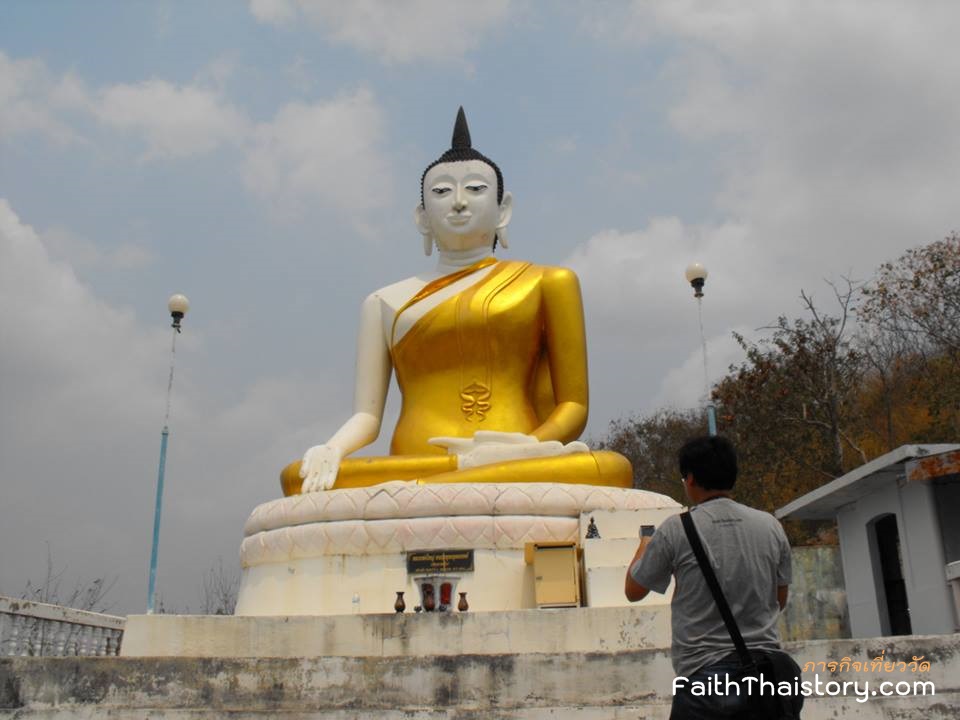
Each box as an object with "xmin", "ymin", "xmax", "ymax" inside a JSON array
[{"xmin": 416, "ymin": 160, "xmax": 512, "ymax": 253}]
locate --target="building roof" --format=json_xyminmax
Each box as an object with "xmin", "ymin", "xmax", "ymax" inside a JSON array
[{"xmin": 775, "ymin": 444, "xmax": 960, "ymax": 521}]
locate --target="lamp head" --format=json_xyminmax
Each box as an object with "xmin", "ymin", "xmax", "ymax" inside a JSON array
[
  {"xmin": 168, "ymin": 293, "xmax": 190, "ymax": 332},
  {"xmin": 685, "ymin": 263, "xmax": 708, "ymax": 298}
]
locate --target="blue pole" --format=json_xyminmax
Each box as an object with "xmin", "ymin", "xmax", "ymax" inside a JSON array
[
  {"xmin": 707, "ymin": 404, "xmax": 718, "ymax": 436},
  {"xmin": 696, "ymin": 296, "xmax": 717, "ymax": 436},
  {"xmin": 147, "ymin": 426, "xmax": 169, "ymax": 613},
  {"xmin": 147, "ymin": 324, "xmax": 179, "ymax": 613}
]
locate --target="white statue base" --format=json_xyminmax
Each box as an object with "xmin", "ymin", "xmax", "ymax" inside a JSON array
[{"xmin": 235, "ymin": 482, "xmax": 680, "ymax": 616}]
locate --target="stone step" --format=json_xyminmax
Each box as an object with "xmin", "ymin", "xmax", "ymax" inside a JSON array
[
  {"xmin": 582, "ymin": 536, "xmax": 642, "ymax": 568},
  {"xmin": 584, "ymin": 565, "xmax": 673, "ymax": 608}
]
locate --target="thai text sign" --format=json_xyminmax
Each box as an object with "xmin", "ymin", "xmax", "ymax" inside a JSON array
[{"xmin": 406, "ymin": 549, "xmax": 474, "ymax": 574}]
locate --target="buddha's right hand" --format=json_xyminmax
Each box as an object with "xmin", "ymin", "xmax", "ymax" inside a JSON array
[
  {"xmin": 300, "ymin": 444, "xmax": 343, "ymax": 492},
  {"xmin": 429, "ymin": 431, "xmax": 589, "ymax": 470}
]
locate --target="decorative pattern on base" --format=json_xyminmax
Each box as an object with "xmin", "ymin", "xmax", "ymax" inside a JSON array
[
  {"xmin": 240, "ymin": 482, "xmax": 679, "ymax": 568},
  {"xmin": 244, "ymin": 481, "xmax": 679, "ymax": 535},
  {"xmin": 241, "ymin": 515, "xmax": 578, "ymax": 567}
]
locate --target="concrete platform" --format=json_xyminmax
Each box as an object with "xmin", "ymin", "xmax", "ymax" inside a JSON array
[
  {"xmin": 120, "ymin": 606, "xmax": 672, "ymax": 658},
  {"xmin": 3, "ymin": 634, "xmax": 959, "ymax": 719}
]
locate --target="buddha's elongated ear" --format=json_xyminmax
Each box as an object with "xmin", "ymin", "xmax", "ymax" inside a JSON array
[
  {"xmin": 414, "ymin": 204, "xmax": 433, "ymax": 256},
  {"xmin": 496, "ymin": 191, "xmax": 513, "ymax": 249}
]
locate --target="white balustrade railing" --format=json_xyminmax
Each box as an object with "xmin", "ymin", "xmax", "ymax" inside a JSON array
[{"xmin": 0, "ymin": 594, "xmax": 125, "ymax": 657}]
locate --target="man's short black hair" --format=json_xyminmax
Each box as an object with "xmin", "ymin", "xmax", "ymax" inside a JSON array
[{"xmin": 678, "ymin": 435, "xmax": 738, "ymax": 491}]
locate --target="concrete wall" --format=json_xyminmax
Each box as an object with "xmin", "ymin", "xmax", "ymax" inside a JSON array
[
  {"xmin": 779, "ymin": 547, "xmax": 848, "ymax": 641},
  {"xmin": 898, "ymin": 480, "xmax": 954, "ymax": 634},
  {"xmin": 237, "ymin": 548, "xmax": 542, "ymax": 616},
  {"xmin": 933, "ymin": 478, "xmax": 960, "ymax": 564},
  {"xmin": 3, "ymin": 635, "xmax": 959, "ymax": 719},
  {"xmin": 120, "ymin": 606, "xmax": 673, "ymax": 658},
  {"xmin": 838, "ymin": 478, "xmax": 954, "ymax": 638},
  {"xmin": 838, "ymin": 480, "xmax": 898, "ymax": 637}
]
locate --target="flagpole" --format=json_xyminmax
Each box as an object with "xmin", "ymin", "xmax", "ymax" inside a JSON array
[{"xmin": 147, "ymin": 294, "xmax": 189, "ymax": 614}]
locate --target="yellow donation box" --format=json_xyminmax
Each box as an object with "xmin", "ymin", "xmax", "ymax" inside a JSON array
[{"xmin": 525, "ymin": 541, "xmax": 581, "ymax": 608}]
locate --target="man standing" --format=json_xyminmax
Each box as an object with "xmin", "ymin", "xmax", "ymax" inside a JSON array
[{"xmin": 625, "ymin": 436, "xmax": 793, "ymax": 718}]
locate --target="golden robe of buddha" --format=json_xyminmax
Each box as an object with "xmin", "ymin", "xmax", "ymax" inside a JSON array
[{"xmin": 281, "ymin": 109, "xmax": 632, "ymax": 495}]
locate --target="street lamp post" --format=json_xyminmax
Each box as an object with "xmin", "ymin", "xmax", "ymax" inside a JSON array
[
  {"xmin": 685, "ymin": 264, "xmax": 717, "ymax": 436},
  {"xmin": 147, "ymin": 293, "xmax": 189, "ymax": 614}
]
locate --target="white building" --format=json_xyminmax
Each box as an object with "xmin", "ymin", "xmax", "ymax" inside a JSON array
[{"xmin": 777, "ymin": 444, "xmax": 960, "ymax": 638}]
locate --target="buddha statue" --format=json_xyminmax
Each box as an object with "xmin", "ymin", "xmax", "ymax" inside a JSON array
[{"xmin": 281, "ymin": 108, "xmax": 632, "ymax": 495}]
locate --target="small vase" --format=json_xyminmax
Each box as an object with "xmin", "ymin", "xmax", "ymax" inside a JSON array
[
  {"xmin": 458, "ymin": 592, "xmax": 469, "ymax": 612},
  {"xmin": 423, "ymin": 583, "xmax": 436, "ymax": 612},
  {"xmin": 394, "ymin": 591, "xmax": 406, "ymax": 613}
]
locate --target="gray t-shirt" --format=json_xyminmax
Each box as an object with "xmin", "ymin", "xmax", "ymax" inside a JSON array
[{"xmin": 630, "ymin": 497, "xmax": 792, "ymax": 677}]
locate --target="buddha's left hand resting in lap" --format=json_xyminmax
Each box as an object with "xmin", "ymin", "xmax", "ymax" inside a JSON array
[{"xmin": 281, "ymin": 108, "xmax": 632, "ymax": 495}]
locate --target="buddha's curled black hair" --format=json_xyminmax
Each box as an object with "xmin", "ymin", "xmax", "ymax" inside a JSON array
[{"xmin": 420, "ymin": 107, "xmax": 504, "ymax": 208}]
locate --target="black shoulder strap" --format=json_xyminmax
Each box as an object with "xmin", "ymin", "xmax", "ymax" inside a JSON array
[{"xmin": 680, "ymin": 511, "xmax": 754, "ymax": 669}]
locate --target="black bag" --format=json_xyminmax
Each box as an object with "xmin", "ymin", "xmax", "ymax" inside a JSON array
[{"xmin": 681, "ymin": 511, "xmax": 804, "ymax": 720}]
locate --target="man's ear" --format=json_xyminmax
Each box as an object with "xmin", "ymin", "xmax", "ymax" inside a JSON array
[
  {"xmin": 414, "ymin": 204, "xmax": 433, "ymax": 256},
  {"xmin": 496, "ymin": 192, "xmax": 513, "ymax": 248}
]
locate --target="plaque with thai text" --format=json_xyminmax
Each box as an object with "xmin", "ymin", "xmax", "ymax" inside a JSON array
[{"xmin": 406, "ymin": 549, "xmax": 474, "ymax": 574}]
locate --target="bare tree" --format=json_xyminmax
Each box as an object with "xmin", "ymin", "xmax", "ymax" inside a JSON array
[
  {"xmin": 854, "ymin": 321, "xmax": 920, "ymax": 452},
  {"xmin": 717, "ymin": 278, "xmax": 866, "ymax": 484},
  {"xmin": 201, "ymin": 557, "xmax": 240, "ymax": 615},
  {"xmin": 19, "ymin": 544, "xmax": 116, "ymax": 613},
  {"xmin": 859, "ymin": 234, "xmax": 960, "ymax": 436},
  {"xmin": 859, "ymin": 233, "xmax": 960, "ymax": 358},
  {"xmin": 792, "ymin": 280, "xmax": 869, "ymax": 473}
]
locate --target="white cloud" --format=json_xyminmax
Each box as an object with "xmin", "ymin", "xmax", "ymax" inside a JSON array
[
  {"xmin": 248, "ymin": 0, "xmax": 514, "ymax": 64},
  {"xmin": 0, "ymin": 51, "xmax": 82, "ymax": 143},
  {"xmin": 0, "ymin": 200, "xmax": 165, "ymax": 401},
  {"xmin": 1, "ymin": 51, "xmax": 248, "ymax": 160},
  {"xmin": 566, "ymin": 217, "xmax": 766, "ymax": 421},
  {"xmin": 613, "ymin": 1, "xmax": 960, "ymax": 276},
  {"xmin": 0, "ymin": 201, "xmax": 175, "ymax": 608},
  {"xmin": 1, "ymin": 51, "xmax": 398, "ymax": 226},
  {"xmin": 242, "ymin": 88, "xmax": 391, "ymax": 217},
  {"xmin": 571, "ymin": 1, "xmax": 960, "ymax": 425},
  {"xmin": 48, "ymin": 71, "xmax": 91, "ymax": 112},
  {"xmin": 551, "ymin": 136, "xmax": 578, "ymax": 155},
  {"xmin": 193, "ymin": 56, "xmax": 237, "ymax": 94},
  {"xmin": 0, "ymin": 197, "xmax": 343, "ymax": 611},
  {"xmin": 652, "ymin": 328, "xmax": 750, "ymax": 409},
  {"xmin": 567, "ymin": 217, "xmax": 756, "ymax": 335},
  {"xmin": 94, "ymin": 80, "xmax": 249, "ymax": 159},
  {"xmin": 42, "ymin": 227, "xmax": 154, "ymax": 271},
  {"xmin": 248, "ymin": 0, "xmax": 296, "ymax": 25},
  {"xmin": 283, "ymin": 56, "xmax": 315, "ymax": 93}
]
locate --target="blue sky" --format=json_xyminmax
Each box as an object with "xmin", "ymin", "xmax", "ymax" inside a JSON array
[{"xmin": 3, "ymin": 1, "xmax": 959, "ymax": 613}]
